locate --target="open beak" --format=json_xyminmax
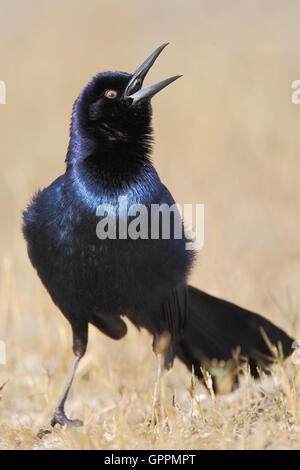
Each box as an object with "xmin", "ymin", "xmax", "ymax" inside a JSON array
[{"xmin": 124, "ymin": 43, "xmax": 182, "ymax": 105}]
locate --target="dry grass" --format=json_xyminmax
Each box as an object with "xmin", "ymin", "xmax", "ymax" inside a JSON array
[
  {"xmin": 1, "ymin": 265, "xmax": 300, "ymax": 450},
  {"xmin": 1, "ymin": 0, "xmax": 300, "ymax": 450}
]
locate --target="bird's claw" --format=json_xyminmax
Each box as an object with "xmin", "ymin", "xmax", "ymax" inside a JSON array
[
  {"xmin": 50, "ymin": 408, "xmax": 83, "ymax": 428},
  {"xmin": 37, "ymin": 409, "xmax": 83, "ymax": 439},
  {"xmin": 37, "ymin": 424, "xmax": 53, "ymax": 439}
]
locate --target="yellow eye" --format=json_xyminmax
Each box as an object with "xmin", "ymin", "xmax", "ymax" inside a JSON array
[{"xmin": 105, "ymin": 89, "xmax": 118, "ymax": 99}]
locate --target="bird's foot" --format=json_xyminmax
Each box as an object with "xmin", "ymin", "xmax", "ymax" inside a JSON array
[
  {"xmin": 50, "ymin": 407, "xmax": 83, "ymax": 428},
  {"xmin": 37, "ymin": 408, "xmax": 83, "ymax": 439}
]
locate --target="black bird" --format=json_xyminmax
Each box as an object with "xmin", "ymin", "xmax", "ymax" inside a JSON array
[{"xmin": 23, "ymin": 44, "xmax": 294, "ymax": 427}]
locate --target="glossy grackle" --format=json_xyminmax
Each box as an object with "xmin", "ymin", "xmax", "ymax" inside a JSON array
[{"xmin": 23, "ymin": 44, "xmax": 294, "ymax": 428}]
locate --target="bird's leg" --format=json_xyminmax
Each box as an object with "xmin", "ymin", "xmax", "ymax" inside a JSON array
[
  {"xmin": 151, "ymin": 332, "xmax": 171, "ymax": 425},
  {"xmin": 38, "ymin": 322, "xmax": 88, "ymax": 437},
  {"xmin": 154, "ymin": 352, "xmax": 163, "ymax": 405},
  {"xmin": 49, "ymin": 355, "xmax": 83, "ymax": 428},
  {"xmin": 50, "ymin": 321, "xmax": 88, "ymax": 428}
]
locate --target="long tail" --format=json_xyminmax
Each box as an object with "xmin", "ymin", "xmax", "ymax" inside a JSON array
[{"xmin": 169, "ymin": 286, "xmax": 294, "ymax": 386}]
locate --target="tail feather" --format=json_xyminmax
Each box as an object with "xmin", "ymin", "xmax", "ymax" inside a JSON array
[{"xmin": 174, "ymin": 286, "xmax": 294, "ymax": 381}]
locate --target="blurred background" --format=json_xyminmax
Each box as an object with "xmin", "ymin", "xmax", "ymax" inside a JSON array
[{"xmin": 0, "ymin": 0, "xmax": 300, "ymax": 448}]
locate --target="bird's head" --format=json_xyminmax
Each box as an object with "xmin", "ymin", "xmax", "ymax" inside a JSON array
[{"xmin": 68, "ymin": 44, "xmax": 181, "ymax": 166}]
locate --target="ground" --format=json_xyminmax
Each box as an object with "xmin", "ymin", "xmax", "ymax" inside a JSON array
[
  {"xmin": 1, "ymin": 0, "xmax": 300, "ymax": 451},
  {"xmin": 0, "ymin": 274, "xmax": 299, "ymax": 450}
]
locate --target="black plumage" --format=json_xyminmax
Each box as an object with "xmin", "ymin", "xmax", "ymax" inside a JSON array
[{"xmin": 23, "ymin": 44, "xmax": 294, "ymax": 428}]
